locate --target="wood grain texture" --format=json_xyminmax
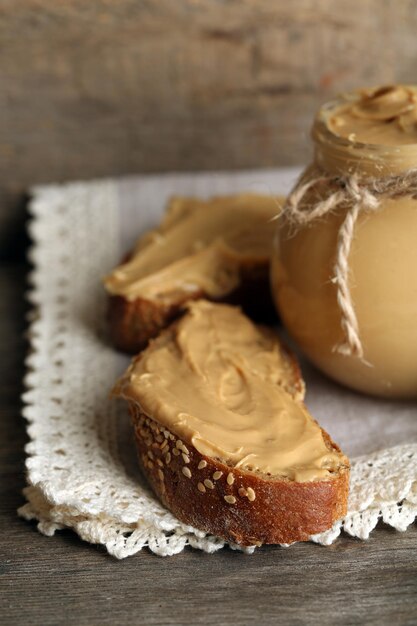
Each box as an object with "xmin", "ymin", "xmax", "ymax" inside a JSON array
[
  {"xmin": 1, "ymin": 263, "xmax": 417, "ymax": 625},
  {"xmin": 1, "ymin": 0, "xmax": 417, "ymax": 255}
]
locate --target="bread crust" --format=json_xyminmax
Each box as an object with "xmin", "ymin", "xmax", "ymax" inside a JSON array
[
  {"xmin": 108, "ymin": 261, "xmax": 275, "ymax": 353},
  {"xmin": 130, "ymin": 405, "xmax": 349, "ymax": 546}
]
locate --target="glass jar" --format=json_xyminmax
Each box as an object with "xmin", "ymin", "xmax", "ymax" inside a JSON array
[{"xmin": 271, "ymin": 86, "xmax": 417, "ymax": 399}]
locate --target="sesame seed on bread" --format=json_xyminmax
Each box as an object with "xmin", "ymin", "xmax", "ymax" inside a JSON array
[{"xmin": 130, "ymin": 407, "xmax": 349, "ymax": 546}]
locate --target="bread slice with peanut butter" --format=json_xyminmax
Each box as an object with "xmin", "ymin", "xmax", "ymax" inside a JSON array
[
  {"xmin": 114, "ymin": 300, "xmax": 349, "ymax": 546},
  {"xmin": 104, "ymin": 194, "xmax": 282, "ymax": 353}
]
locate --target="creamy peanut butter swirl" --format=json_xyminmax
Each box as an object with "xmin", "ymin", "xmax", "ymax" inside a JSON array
[
  {"xmin": 104, "ymin": 194, "xmax": 281, "ymax": 302},
  {"xmin": 115, "ymin": 301, "xmax": 345, "ymax": 482},
  {"xmin": 327, "ymin": 85, "xmax": 417, "ymax": 145}
]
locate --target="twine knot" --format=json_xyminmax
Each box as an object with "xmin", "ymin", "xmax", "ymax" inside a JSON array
[{"xmin": 343, "ymin": 175, "xmax": 379, "ymax": 211}]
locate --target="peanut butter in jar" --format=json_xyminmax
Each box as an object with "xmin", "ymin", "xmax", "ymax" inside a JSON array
[{"xmin": 271, "ymin": 85, "xmax": 417, "ymax": 399}]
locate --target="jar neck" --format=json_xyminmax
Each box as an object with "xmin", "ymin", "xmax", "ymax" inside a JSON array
[{"xmin": 312, "ymin": 115, "xmax": 417, "ymax": 179}]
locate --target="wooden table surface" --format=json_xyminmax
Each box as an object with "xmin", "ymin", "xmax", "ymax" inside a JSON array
[{"xmin": 1, "ymin": 262, "xmax": 417, "ymax": 626}]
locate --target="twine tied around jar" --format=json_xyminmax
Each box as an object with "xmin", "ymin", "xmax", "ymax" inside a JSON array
[{"xmin": 282, "ymin": 164, "xmax": 417, "ymax": 360}]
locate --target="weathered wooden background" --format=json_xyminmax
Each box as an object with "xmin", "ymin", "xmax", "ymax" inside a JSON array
[{"xmin": 1, "ymin": 0, "xmax": 417, "ymax": 254}]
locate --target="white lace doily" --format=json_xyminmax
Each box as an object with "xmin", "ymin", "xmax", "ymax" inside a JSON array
[{"xmin": 19, "ymin": 168, "xmax": 417, "ymax": 558}]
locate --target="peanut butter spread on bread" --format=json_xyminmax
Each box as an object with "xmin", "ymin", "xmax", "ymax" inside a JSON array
[
  {"xmin": 327, "ymin": 85, "xmax": 417, "ymax": 145},
  {"xmin": 115, "ymin": 301, "xmax": 345, "ymax": 482},
  {"xmin": 104, "ymin": 194, "xmax": 281, "ymax": 302}
]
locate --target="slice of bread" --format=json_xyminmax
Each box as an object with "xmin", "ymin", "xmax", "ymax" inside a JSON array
[
  {"xmin": 104, "ymin": 193, "xmax": 282, "ymax": 353},
  {"xmin": 114, "ymin": 301, "xmax": 349, "ymax": 546}
]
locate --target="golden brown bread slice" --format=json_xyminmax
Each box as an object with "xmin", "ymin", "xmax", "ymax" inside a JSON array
[
  {"xmin": 114, "ymin": 301, "xmax": 349, "ymax": 546},
  {"xmin": 104, "ymin": 193, "xmax": 282, "ymax": 353}
]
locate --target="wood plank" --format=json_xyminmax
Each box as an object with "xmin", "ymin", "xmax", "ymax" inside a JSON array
[
  {"xmin": 1, "ymin": 0, "xmax": 417, "ymax": 253},
  {"xmin": 1, "ymin": 263, "xmax": 417, "ymax": 625}
]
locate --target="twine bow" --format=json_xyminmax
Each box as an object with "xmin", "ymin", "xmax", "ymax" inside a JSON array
[{"xmin": 283, "ymin": 165, "xmax": 417, "ymax": 360}]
